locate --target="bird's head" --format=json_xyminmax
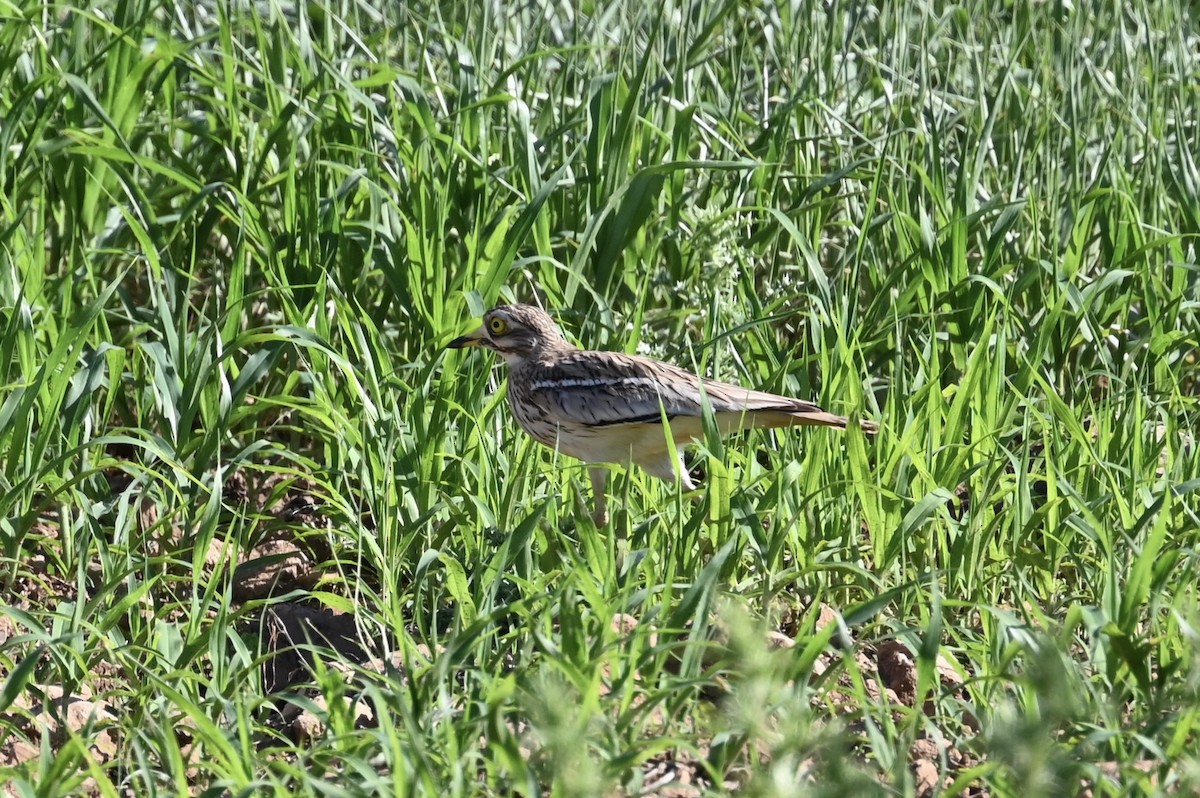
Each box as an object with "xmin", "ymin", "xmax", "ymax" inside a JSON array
[{"xmin": 446, "ymin": 304, "xmax": 568, "ymax": 366}]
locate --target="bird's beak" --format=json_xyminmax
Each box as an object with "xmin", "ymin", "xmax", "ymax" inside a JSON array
[{"xmin": 447, "ymin": 326, "xmax": 487, "ymax": 349}]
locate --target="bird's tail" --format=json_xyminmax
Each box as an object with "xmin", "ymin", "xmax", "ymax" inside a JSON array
[
  {"xmin": 701, "ymin": 381, "xmax": 879, "ymax": 435},
  {"xmin": 783, "ymin": 409, "xmax": 879, "ymax": 433},
  {"xmin": 719, "ymin": 408, "xmax": 879, "ymax": 434}
]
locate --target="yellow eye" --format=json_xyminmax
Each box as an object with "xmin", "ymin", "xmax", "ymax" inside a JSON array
[{"xmin": 488, "ymin": 317, "xmax": 508, "ymax": 335}]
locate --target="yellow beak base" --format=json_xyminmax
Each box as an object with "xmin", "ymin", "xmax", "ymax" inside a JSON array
[{"xmin": 447, "ymin": 328, "xmax": 486, "ymax": 349}]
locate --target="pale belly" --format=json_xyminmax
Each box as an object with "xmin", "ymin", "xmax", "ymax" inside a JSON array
[{"xmin": 508, "ymin": 395, "xmax": 666, "ymax": 465}]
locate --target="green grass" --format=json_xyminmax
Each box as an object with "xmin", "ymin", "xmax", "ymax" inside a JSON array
[{"xmin": 2, "ymin": 0, "xmax": 1198, "ymax": 795}]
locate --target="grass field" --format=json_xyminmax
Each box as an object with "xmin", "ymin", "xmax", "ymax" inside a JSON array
[{"xmin": 2, "ymin": 0, "xmax": 1199, "ymax": 795}]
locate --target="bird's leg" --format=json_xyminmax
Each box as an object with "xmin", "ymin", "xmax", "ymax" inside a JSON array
[
  {"xmin": 676, "ymin": 452, "xmax": 698, "ymax": 492},
  {"xmin": 634, "ymin": 451, "xmax": 705, "ymax": 516},
  {"xmin": 588, "ymin": 467, "xmax": 609, "ymax": 527}
]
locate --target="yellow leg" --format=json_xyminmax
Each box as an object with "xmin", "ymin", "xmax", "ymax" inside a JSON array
[{"xmin": 588, "ymin": 467, "xmax": 609, "ymax": 526}]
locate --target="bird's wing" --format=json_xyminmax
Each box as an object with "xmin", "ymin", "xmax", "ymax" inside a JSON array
[
  {"xmin": 521, "ymin": 352, "xmax": 700, "ymax": 427},
  {"xmin": 523, "ymin": 351, "xmax": 845, "ymax": 429}
]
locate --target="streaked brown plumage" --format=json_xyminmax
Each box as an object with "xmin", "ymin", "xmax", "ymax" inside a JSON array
[{"xmin": 448, "ymin": 303, "xmax": 877, "ymax": 525}]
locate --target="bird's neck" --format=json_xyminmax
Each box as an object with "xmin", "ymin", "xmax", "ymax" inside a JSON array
[{"xmin": 509, "ymin": 341, "xmax": 576, "ymax": 369}]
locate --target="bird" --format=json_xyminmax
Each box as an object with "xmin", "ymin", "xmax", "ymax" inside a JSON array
[{"xmin": 447, "ymin": 303, "xmax": 877, "ymax": 526}]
